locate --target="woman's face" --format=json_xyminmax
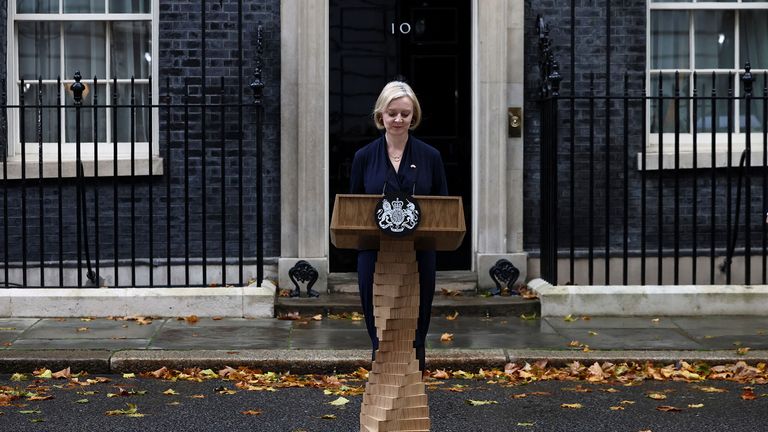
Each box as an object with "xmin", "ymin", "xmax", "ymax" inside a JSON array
[{"xmin": 381, "ymin": 96, "xmax": 414, "ymax": 138}]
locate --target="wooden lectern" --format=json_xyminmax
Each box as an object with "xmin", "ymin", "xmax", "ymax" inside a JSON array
[{"xmin": 330, "ymin": 194, "xmax": 466, "ymax": 432}]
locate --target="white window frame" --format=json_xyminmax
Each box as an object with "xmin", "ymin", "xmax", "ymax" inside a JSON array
[
  {"xmin": 644, "ymin": 1, "xmax": 768, "ymax": 169},
  {"xmin": 5, "ymin": 0, "xmax": 160, "ymax": 178}
]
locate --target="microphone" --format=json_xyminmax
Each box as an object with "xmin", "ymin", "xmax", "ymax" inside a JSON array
[{"xmin": 411, "ymin": 164, "xmax": 417, "ymax": 196}]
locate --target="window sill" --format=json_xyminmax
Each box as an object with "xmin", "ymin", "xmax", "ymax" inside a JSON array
[
  {"xmin": 1, "ymin": 155, "xmax": 164, "ymax": 180},
  {"xmin": 636, "ymin": 149, "xmax": 766, "ymax": 171}
]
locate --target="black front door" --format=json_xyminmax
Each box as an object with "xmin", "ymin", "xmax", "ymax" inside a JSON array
[{"xmin": 329, "ymin": 0, "xmax": 472, "ymax": 272}]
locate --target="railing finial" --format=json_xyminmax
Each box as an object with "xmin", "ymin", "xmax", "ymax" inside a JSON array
[{"xmin": 71, "ymin": 71, "xmax": 85, "ymax": 106}]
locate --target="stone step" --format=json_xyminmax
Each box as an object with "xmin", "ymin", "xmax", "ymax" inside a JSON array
[
  {"xmin": 327, "ymin": 271, "xmax": 478, "ymax": 294},
  {"xmin": 275, "ymin": 292, "xmax": 540, "ymax": 318}
]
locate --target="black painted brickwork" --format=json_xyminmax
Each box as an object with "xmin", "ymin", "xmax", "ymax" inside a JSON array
[
  {"xmin": 0, "ymin": 0, "xmax": 280, "ymax": 282},
  {"xmin": 524, "ymin": 0, "xmax": 768, "ymax": 262}
]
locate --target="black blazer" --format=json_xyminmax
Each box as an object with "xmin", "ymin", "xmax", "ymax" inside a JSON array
[{"xmin": 349, "ymin": 135, "xmax": 448, "ymax": 196}]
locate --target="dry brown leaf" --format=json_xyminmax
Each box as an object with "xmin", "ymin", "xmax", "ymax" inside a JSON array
[
  {"xmin": 431, "ymin": 370, "xmax": 449, "ymax": 379},
  {"xmin": 609, "ymin": 406, "xmax": 624, "ymax": 411},
  {"xmin": 185, "ymin": 315, "xmax": 199, "ymax": 324},
  {"xmin": 647, "ymin": 393, "xmax": 667, "ymax": 400},
  {"xmin": 52, "ymin": 367, "xmax": 71, "ymax": 379},
  {"xmin": 440, "ymin": 333, "xmax": 454, "ymax": 342},
  {"xmin": 446, "ymin": 311, "xmax": 459, "ymax": 321},
  {"xmin": 656, "ymin": 405, "xmax": 682, "ymax": 412},
  {"xmin": 241, "ymin": 410, "xmax": 262, "ymax": 416},
  {"xmin": 561, "ymin": 403, "xmax": 583, "ymax": 409},
  {"xmin": 741, "ymin": 387, "xmax": 757, "ymax": 401},
  {"xmin": 311, "ymin": 314, "xmax": 323, "ymax": 321}
]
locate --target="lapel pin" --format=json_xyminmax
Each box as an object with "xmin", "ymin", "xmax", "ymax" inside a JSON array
[{"xmin": 410, "ymin": 164, "xmax": 416, "ymax": 168}]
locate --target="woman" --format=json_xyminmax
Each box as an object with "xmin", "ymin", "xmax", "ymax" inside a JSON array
[{"xmin": 349, "ymin": 81, "xmax": 448, "ymax": 372}]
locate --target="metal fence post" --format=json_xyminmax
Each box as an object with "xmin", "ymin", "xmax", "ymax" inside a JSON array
[{"xmin": 250, "ymin": 24, "xmax": 265, "ymax": 287}]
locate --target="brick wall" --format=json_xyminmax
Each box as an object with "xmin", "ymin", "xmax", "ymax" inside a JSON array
[
  {"xmin": 524, "ymin": 0, "xmax": 766, "ymax": 261},
  {"xmin": 0, "ymin": 0, "xmax": 281, "ymax": 284}
]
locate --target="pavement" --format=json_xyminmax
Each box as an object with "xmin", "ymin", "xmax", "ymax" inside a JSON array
[{"xmin": 2, "ymin": 314, "xmax": 768, "ymax": 374}]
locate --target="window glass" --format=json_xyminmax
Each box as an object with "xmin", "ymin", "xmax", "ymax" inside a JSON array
[
  {"xmin": 111, "ymin": 21, "xmax": 152, "ymax": 79},
  {"xmin": 21, "ymin": 84, "xmax": 60, "ymax": 144},
  {"xmin": 64, "ymin": 22, "xmax": 107, "ymax": 80},
  {"xmin": 695, "ymin": 73, "xmax": 732, "ymax": 133},
  {"xmin": 650, "ymin": 73, "xmax": 691, "ymax": 133},
  {"xmin": 741, "ymin": 11, "xmax": 768, "ymax": 69},
  {"xmin": 109, "ymin": 0, "xmax": 150, "ymax": 13},
  {"xmin": 63, "ymin": 0, "xmax": 105, "ymax": 13},
  {"xmin": 64, "ymin": 83, "xmax": 107, "ymax": 142},
  {"xmin": 694, "ymin": 10, "xmax": 734, "ymax": 69},
  {"xmin": 18, "ymin": 22, "xmax": 61, "ymax": 80},
  {"xmin": 651, "ymin": 11, "xmax": 690, "ymax": 69},
  {"xmin": 115, "ymin": 84, "xmax": 150, "ymax": 143},
  {"xmin": 17, "ymin": 0, "xmax": 58, "ymax": 13}
]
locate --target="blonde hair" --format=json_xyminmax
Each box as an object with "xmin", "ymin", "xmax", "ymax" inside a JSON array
[{"xmin": 372, "ymin": 81, "xmax": 422, "ymax": 130}]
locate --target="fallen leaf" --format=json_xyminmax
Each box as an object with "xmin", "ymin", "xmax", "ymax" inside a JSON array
[
  {"xmin": 620, "ymin": 400, "xmax": 635, "ymax": 405},
  {"xmin": 33, "ymin": 369, "xmax": 53, "ymax": 379},
  {"xmin": 564, "ymin": 314, "xmax": 578, "ymax": 322},
  {"xmin": 185, "ymin": 315, "xmax": 199, "ymax": 324},
  {"xmin": 190, "ymin": 394, "xmax": 205, "ymax": 399},
  {"xmin": 106, "ymin": 403, "xmax": 145, "ymax": 417},
  {"xmin": 241, "ymin": 410, "xmax": 262, "ymax": 416},
  {"xmin": 561, "ymin": 403, "xmax": 583, "ymax": 409},
  {"xmin": 446, "ymin": 310, "xmax": 459, "ymax": 321},
  {"xmin": 19, "ymin": 410, "xmax": 42, "ymax": 414},
  {"xmin": 162, "ymin": 389, "xmax": 179, "ymax": 396},
  {"xmin": 688, "ymin": 403, "xmax": 704, "ymax": 408},
  {"xmin": 76, "ymin": 327, "xmax": 89, "ymax": 332},
  {"xmin": 741, "ymin": 388, "xmax": 757, "ymax": 401},
  {"xmin": 52, "ymin": 367, "xmax": 71, "ymax": 379},
  {"xmin": 520, "ymin": 313, "xmax": 538, "ymax": 321},
  {"xmin": 737, "ymin": 347, "xmax": 751, "ymax": 355},
  {"xmin": 656, "ymin": 405, "xmax": 682, "ymax": 412},
  {"xmin": 588, "ymin": 331, "xmax": 599, "ymax": 336},
  {"xmin": 75, "ymin": 399, "xmax": 89, "ymax": 404},
  {"xmin": 329, "ymin": 397, "xmax": 350, "ymax": 406},
  {"xmin": 10, "ymin": 373, "xmax": 27, "ymax": 381},
  {"xmin": 30, "ymin": 418, "xmax": 45, "ymax": 423},
  {"xmin": 695, "ymin": 386, "xmax": 727, "ymax": 393},
  {"xmin": 122, "ymin": 373, "xmax": 136, "ymax": 379},
  {"xmin": 431, "ymin": 369, "xmax": 449, "ymax": 379},
  {"xmin": 467, "ymin": 400, "xmax": 498, "ymax": 406},
  {"xmin": 311, "ymin": 314, "xmax": 323, "ymax": 321},
  {"xmin": 609, "ymin": 406, "xmax": 625, "ymax": 411},
  {"xmin": 278, "ymin": 312, "xmax": 302, "ymax": 320},
  {"xmin": 651, "ymin": 318, "xmax": 660, "ymax": 323},
  {"xmin": 27, "ymin": 395, "xmax": 53, "ymax": 401},
  {"xmin": 647, "ymin": 393, "xmax": 667, "ymax": 400},
  {"xmin": 321, "ymin": 414, "xmax": 337, "ymax": 420},
  {"xmin": 440, "ymin": 333, "xmax": 454, "ymax": 342},
  {"xmin": 517, "ymin": 422, "xmax": 535, "ymax": 426}
]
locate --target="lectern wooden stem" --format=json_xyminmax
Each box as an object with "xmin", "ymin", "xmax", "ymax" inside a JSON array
[{"xmin": 359, "ymin": 239, "xmax": 430, "ymax": 432}]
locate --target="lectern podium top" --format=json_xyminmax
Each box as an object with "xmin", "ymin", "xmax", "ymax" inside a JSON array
[{"xmin": 330, "ymin": 194, "xmax": 466, "ymax": 251}]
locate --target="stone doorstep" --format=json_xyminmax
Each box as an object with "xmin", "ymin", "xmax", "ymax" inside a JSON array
[
  {"xmin": 328, "ymin": 271, "xmax": 478, "ymax": 294},
  {"xmin": 530, "ymin": 278, "xmax": 768, "ymax": 317},
  {"xmin": 275, "ymin": 292, "xmax": 540, "ymax": 318},
  {"xmin": 0, "ymin": 283, "xmax": 275, "ymax": 318}
]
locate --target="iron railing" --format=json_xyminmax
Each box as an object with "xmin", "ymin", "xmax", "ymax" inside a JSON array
[
  {"xmin": 0, "ymin": 25, "xmax": 267, "ymax": 289},
  {"xmin": 537, "ymin": 16, "xmax": 768, "ymax": 286}
]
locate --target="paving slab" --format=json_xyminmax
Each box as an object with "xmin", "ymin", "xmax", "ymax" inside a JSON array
[
  {"xmin": 290, "ymin": 330, "xmax": 370, "ymax": 349},
  {"xmin": 671, "ymin": 316, "xmax": 768, "ymax": 337},
  {"xmin": 0, "ymin": 318, "xmax": 39, "ymax": 333},
  {"xmin": 8, "ymin": 339, "xmax": 151, "ymax": 350},
  {"xmin": 552, "ymin": 328, "xmax": 704, "ymax": 350},
  {"xmin": 21, "ymin": 318, "xmax": 163, "ymax": 339},
  {"xmin": 544, "ymin": 316, "xmax": 679, "ymax": 330},
  {"xmin": 150, "ymin": 319, "xmax": 292, "ymax": 350}
]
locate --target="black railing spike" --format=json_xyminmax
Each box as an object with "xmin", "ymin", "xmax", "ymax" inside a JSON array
[
  {"xmin": 742, "ymin": 62, "xmax": 753, "ymax": 96},
  {"xmin": 71, "ymin": 71, "xmax": 85, "ymax": 105}
]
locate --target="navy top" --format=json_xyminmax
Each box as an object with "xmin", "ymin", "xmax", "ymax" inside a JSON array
[{"xmin": 349, "ymin": 135, "xmax": 448, "ymax": 196}]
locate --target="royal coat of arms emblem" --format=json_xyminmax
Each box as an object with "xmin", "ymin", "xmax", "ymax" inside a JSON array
[{"xmin": 375, "ymin": 192, "xmax": 421, "ymax": 237}]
